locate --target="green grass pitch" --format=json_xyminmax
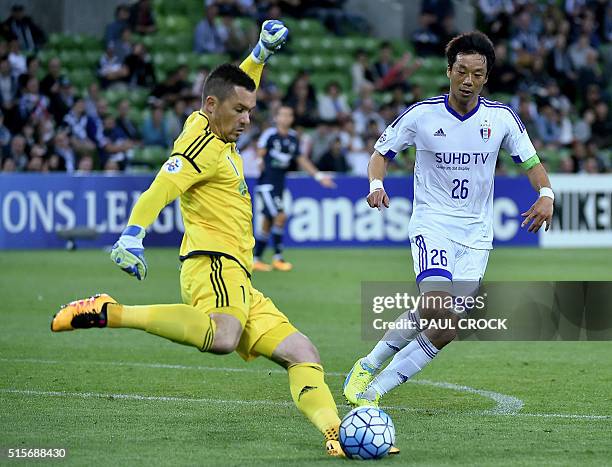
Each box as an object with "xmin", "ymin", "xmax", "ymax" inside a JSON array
[{"xmin": 1, "ymin": 247, "xmax": 611, "ymax": 465}]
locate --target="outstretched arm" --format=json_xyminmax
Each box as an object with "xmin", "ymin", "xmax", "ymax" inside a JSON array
[
  {"xmin": 367, "ymin": 151, "xmax": 390, "ymax": 209},
  {"xmin": 521, "ymin": 159, "xmax": 554, "ymax": 232},
  {"xmin": 240, "ymin": 19, "xmax": 289, "ymax": 88},
  {"xmin": 297, "ymin": 155, "xmax": 336, "ymax": 188},
  {"xmin": 110, "ymin": 176, "xmax": 182, "ymax": 280}
]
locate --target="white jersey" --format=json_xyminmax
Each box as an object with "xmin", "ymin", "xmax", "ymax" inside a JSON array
[{"xmin": 375, "ymin": 94, "xmax": 536, "ymax": 250}]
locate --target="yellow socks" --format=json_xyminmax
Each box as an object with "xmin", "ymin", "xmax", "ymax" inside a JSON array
[
  {"xmin": 288, "ymin": 363, "xmax": 341, "ymax": 439},
  {"xmin": 106, "ymin": 303, "xmax": 215, "ymax": 352}
]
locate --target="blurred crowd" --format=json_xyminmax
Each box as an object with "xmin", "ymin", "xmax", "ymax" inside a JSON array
[{"xmin": 0, "ymin": 0, "xmax": 610, "ymax": 176}]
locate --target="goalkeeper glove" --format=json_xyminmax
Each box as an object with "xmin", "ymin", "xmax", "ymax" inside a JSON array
[
  {"xmin": 251, "ymin": 19, "xmax": 289, "ymax": 64},
  {"xmin": 110, "ymin": 225, "xmax": 148, "ymax": 280}
]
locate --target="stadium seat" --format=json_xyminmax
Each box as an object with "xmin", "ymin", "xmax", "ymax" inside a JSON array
[{"xmin": 132, "ymin": 146, "xmax": 168, "ymax": 168}]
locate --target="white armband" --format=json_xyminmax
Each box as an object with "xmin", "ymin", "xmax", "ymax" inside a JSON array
[
  {"xmin": 539, "ymin": 187, "xmax": 554, "ymax": 201},
  {"xmin": 370, "ymin": 179, "xmax": 384, "ymax": 194}
]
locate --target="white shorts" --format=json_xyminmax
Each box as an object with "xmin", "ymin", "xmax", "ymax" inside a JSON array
[{"xmin": 410, "ymin": 231, "xmax": 490, "ymax": 295}]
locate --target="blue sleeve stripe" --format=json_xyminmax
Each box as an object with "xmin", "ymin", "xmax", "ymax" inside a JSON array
[
  {"xmin": 383, "ymin": 149, "xmax": 397, "ymax": 159},
  {"xmin": 481, "ymin": 101, "xmax": 525, "ymax": 133},
  {"xmin": 511, "ymin": 155, "xmax": 522, "ymax": 164},
  {"xmin": 416, "ymin": 267, "xmax": 452, "ymax": 283},
  {"xmin": 390, "ymin": 96, "xmax": 445, "ymax": 128}
]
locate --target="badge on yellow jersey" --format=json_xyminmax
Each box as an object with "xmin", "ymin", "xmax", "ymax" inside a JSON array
[{"xmin": 163, "ymin": 156, "xmax": 183, "ymax": 174}]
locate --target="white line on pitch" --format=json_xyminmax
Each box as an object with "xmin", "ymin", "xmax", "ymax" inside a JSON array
[
  {"xmin": 6, "ymin": 357, "xmax": 607, "ymax": 420},
  {"xmin": 0, "ymin": 388, "xmax": 609, "ymax": 421}
]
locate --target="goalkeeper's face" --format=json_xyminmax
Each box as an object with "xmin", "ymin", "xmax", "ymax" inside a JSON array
[{"xmin": 209, "ymin": 86, "xmax": 257, "ymax": 143}]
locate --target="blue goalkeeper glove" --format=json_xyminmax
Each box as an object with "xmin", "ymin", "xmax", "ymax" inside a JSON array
[
  {"xmin": 251, "ymin": 19, "xmax": 289, "ymax": 63},
  {"xmin": 110, "ymin": 225, "xmax": 148, "ymax": 280}
]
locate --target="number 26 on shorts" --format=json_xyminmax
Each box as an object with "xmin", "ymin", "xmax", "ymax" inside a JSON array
[{"xmin": 431, "ymin": 249, "xmax": 448, "ymax": 267}]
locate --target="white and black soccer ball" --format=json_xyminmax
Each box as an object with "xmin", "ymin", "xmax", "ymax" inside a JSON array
[{"xmin": 339, "ymin": 406, "xmax": 395, "ymax": 459}]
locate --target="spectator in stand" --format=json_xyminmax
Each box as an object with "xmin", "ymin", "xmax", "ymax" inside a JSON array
[
  {"xmin": 36, "ymin": 116, "xmax": 55, "ymax": 147},
  {"xmin": 510, "ymin": 8, "xmax": 540, "ymax": 69},
  {"xmin": 26, "ymin": 143, "xmax": 47, "ymax": 172},
  {"xmin": 48, "ymin": 76, "xmax": 75, "ymax": 124},
  {"xmin": 84, "ymin": 82, "xmax": 101, "ymax": 117},
  {"xmin": 19, "ymin": 75, "xmax": 49, "ymax": 126},
  {"xmin": 317, "ymin": 137, "xmax": 349, "ymax": 173},
  {"xmin": 104, "ymin": 4, "xmax": 131, "ymax": 46},
  {"xmin": 167, "ymin": 98, "xmax": 188, "ymax": 141},
  {"xmin": 478, "ymin": 0, "xmax": 514, "ymax": 42},
  {"xmin": 194, "ymin": 4, "xmax": 227, "ymax": 54},
  {"xmin": 63, "ymin": 97, "xmax": 96, "ymax": 157},
  {"xmin": 1, "ymin": 154, "xmax": 16, "ymax": 171},
  {"xmin": 517, "ymin": 98, "xmax": 541, "ymax": 148},
  {"xmin": 569, "ymin": 33, "xmax": 597, "ymax": 71},
  {"xmin": 351, "ymin": 49, "xmax": 375, "ymax": 94},
  {"xmin": 51, "ymin": 129, "xmax": 76, "ymax": 173},
  {"xmin": 129, "ymin": 0, "xmax": 156, "ymax": 35},
  {"xmin": 372, "ymin": 45, "xmax": 420, "ymax": 91},
  {"xmin": 0, "ymin": 54, "xmax": 18, "ymax": 127},
  {"xmin": 1, "ymin": 4, "xmax": 45, "ymax": 52},
  {"xmin": 86, "ymin": 98, "xmax": 110, "ymax": 156},
  {"xmin": 111, "ymin": 27, "xmax": 133, "ymax": 63},
  {"xmin": 535, "ymin": 103, "xmax": 562, "ymax": 148},
  {"xmin": 559, "ymin": 156, "xmax": 576, "ymax": 174},
  {"xmin": 573, "ymin": 107, "xmax": 595, "ymax": 143},
  {"xmin": 115, "ymin": 99, "xmax": 140, "ymax": 142},
  {"xmin": 283, "ymin": 70, "xmax": 318, "ymax": 127},
  {"xmin": 412, "ymin": 14, "xmax": 443, "ymax": 56},
  {"xmin": 352, "ymin": 96, "xmax": 385, "ymax": 136},
  {"xmin": 124, "ymin": 42, "xmax": 155, "ymax": 88},
  {"xmin": 317, "ymin": 81, "xmax": 350, "ymax": 123},
  {"xmin": 97, "ymin": 44, "xmax": 129, "ymax": 89},
  {"xmin": 141, "ymin": 103, "xmax": 170, "ymax": 148},
  {"xmin": 546, "ymin": 33, "xmax": 577, "ymax": 101},
  {"xmin": 8, "ymin": 38, "xmax": 26, "ymax": 78},
  {"xmin": 388, "ymin": 85, "xmax": 409, "ymax": 116},
  {"xmin": 39, "ymin": 57, "xmax": 62, "ymax": 97},
  {"xmin": 102, "ymin": 114, "xmax": 135, "ymax": 170},
  {"xmin": 221, "ymin": 15, "xmax": 253, "ymax": 60},
  {"xmin": 591, "ymin": 101, "xmax": 612, "ymax": 149},
  {"xmin": 18, "ymin": 55, "xmax": 39, "ymax": 88},
  {"xmin": 0, "ymin": 109, "xmax": 11, "ymax": 149},
  {"xmin": 486, "ymin": 42, "xmax": 518, "ymax": 95},
  {"xmin": 5, "ymin": 134, "xmax": 28, "ymax": 170},
  {"xmin": 345, "ymin": 128, "xmax": 370, "ymax": 177},
  {"xmin": 76, "ymin": 154, "xmax": 94, "ymax": 173},
  {"xmin": 372, "ymin": 42, "xmax": 394, "ymax": 85},
  {"xmin": 581, "ymin": 156, "xmax": 600, "ymax": 174},
  {"xmin": 151, "ymin": 65, "xmax": 191, "ymax": 106}
]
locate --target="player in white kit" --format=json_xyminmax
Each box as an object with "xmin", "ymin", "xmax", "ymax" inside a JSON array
[{"xmin": 343, "ymin": 31, "xmax": 554, "ymax": 406}]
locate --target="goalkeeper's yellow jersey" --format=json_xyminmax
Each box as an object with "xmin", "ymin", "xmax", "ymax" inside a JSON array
[{"xmin": 155, "ymin": 111, "xmax": 254, "ymax": 275}]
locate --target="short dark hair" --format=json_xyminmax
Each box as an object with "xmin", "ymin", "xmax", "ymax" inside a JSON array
[
  {"xmin": 445, "ymin": 31, "xmax": 495, "ymax": 76},
  {"xmin": 202, "ymin": 63, "xmax": 256, "ymax": 103}
]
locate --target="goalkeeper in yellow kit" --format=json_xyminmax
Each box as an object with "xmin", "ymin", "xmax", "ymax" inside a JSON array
[{"xmin": 50, "ymin": 21, "xmax": 346, "ymax": 457}]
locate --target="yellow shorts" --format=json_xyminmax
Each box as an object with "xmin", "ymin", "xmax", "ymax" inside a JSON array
[{"xmin": 180, "ymin": 254, "xmax": 298, "ymax": 361}]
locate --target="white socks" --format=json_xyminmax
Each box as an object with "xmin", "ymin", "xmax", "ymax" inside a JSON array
[
  {"xmin": 368, "ymin": 332, "xmax": 438, "ymax": 397},
  {"xmin": 363, "ymin": 310, "xmax": 422, "ymax": 370}
]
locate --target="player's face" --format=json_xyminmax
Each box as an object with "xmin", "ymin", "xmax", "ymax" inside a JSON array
[
  {"xmin": 209, "ymin": 86, "xmax": 256, "ymax": 142},
  {"xmin": 275, "ymin": 107, "xmax": 294, "ymax": 129},
  {"xmin": 447, "ymin": 53, "xmax": 488, "ymax": 105}
]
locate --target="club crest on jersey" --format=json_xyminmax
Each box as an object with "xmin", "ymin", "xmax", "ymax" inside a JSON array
[
  {"xmin": 480, "ymin": 120, "xmax": 491, "ymax": 142},
  {"xmin": 238, "ymin": 179, "xmax": 248, "ymax": 196},
  {"xmin": 163, "ymin": 156, "xmax": 182, "ymax": 173}
]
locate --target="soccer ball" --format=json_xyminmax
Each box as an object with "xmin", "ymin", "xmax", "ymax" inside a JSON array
[{"xmin": 339, "ymin": 406, "xmax": 395, "ymax": 459}]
